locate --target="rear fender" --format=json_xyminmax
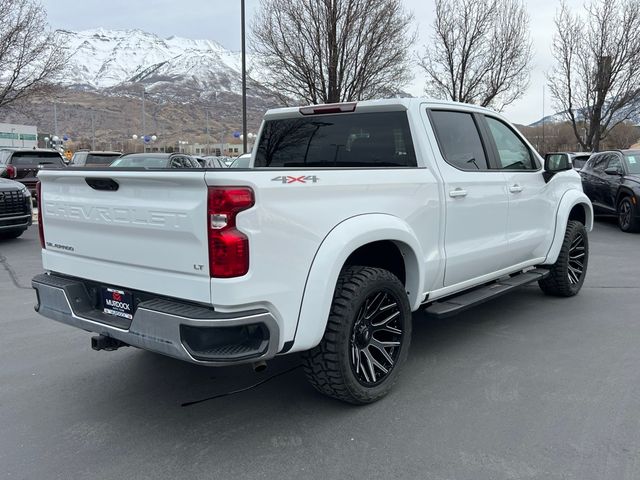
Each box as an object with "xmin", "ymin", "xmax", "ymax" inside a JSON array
[
  {"xmin": 543, "ymin": 190, "xmax": 593, "ymax": 265},
  {"xmin": 291, "ymin": 214, "xmax": 424, "ymax": 352}
]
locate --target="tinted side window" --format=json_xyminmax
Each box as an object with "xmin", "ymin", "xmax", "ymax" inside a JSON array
[
  {"xmin": 254, "ymin": 111, "xmax": 417, "ymax": 168},
  {"xmin": 485, "ymin": 117, "xmax": 536, "ymax": 170},
  {"xmin": 590, "ymin": 154, "xmax": 607, "ymax": 172},
  {"xmin": 430, "ymin": 110, "xmax": 488, "ymax": 170},
  {"xmin": 170, "ymin": 157, "xmax": 189, "ymax": 168},
  {"xmin": 607, "ymin": 154, "xmax": 622, "ymax": 171}
]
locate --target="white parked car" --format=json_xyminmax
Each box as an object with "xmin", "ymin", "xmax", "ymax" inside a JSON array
[{"xmin": 33, "ymin": 98, "xmax": 593, "ymax": 404}]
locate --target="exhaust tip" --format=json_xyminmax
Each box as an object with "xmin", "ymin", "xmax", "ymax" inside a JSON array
[{"xmin": 252, "ymin": 360, "xmax": 267, "ymax": 373}]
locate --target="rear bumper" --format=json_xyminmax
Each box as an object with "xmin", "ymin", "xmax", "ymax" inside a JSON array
[{"xmin": 32, "ymin": 273, "xmax": 280, "ymax": 366}]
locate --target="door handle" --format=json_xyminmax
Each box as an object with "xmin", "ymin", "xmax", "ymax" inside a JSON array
[
  {"xmin": 449, "ymin": 188, "xmax": 468, "ymax": 198},
  {"xmin": 509, "ymin": 184, "xmax": 523, "ymax": 193}
]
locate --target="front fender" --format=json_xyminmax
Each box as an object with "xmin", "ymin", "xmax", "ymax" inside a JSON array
[
  {"xmin": 290, "ymin": 214, "xmax": 425, "ymax": 353},
  {"xmin": 543, "ymin": 189, "xmax": 593, "ymax": 265}
]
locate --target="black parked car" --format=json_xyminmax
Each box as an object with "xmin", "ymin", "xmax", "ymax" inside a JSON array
[
  {"xmin": 0, "ymin": 148, "xmax": 66, "ymax": 200},
  {"xmin": 0, "ymin": 177, "xmax": 33, "ymax": 239},
  {"xmin": 579, "ymin": 149, "xmax": 640, "ymax": 232},
  {"xmin": 109, "ymin": 153, "xmax": 201, "ymax": 169}
]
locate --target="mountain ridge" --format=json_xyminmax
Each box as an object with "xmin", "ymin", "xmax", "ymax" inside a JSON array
[{"xmin": 0, "ymin": 28, "xmax": 279, "ymax": 149}]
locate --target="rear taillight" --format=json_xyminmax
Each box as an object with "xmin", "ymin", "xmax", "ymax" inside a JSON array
[
  {"xmin": 36, "ymin": 181, "xmax": 45, "ymax": 249},
  {"xmin": 207, "ymin": 186, "xmax": 254, "ymax": 278},
  {"xmin": 6, "ymin": 165, "xmax": 16, "ymax": 179}
]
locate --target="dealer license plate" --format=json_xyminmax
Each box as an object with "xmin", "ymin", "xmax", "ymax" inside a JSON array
[{"xmin": 102, "ymin": 287, "xmax": 134, "ymax": 320}]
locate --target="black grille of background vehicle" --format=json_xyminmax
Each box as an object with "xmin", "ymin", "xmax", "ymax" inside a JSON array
[{"xmin": 0, "ymin": 191, "xmax": 28, "ymax": 216}]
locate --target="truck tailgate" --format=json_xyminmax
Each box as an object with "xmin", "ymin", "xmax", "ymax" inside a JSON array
[{"xmin": 38, "ymin": 170, "xmax": 211, "ymax": 303}]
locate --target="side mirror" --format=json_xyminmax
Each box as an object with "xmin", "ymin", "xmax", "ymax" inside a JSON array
[
  {"xmin": 604, "ymin": 166, "xmax": 623, "ymax": 176},
  {"xmin": 543, "ymin": 153, "xmax": 572, "ymax": 182},
  {"xmin": 545, "ymin": 153, "xmax": 572, "ymax": 172}
]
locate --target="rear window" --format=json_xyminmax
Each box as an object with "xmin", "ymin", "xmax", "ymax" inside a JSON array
[
  {"xmin": 10, "ymin": 152, "xmax": 65, "ymax": 166},
  {"xmin": 86, "ymin": 153, "xmax": 121, "ymax": 165},
  {"xmin": 254, "ymin": 111, "xmax": 417, "ymax": 168}
]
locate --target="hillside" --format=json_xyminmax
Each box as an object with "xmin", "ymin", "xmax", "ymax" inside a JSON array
[{"xmin": 1, "ymin": 29, "xmax": 282, "ymax": 149}]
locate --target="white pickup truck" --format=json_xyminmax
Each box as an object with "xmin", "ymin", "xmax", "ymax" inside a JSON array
[{"xmin": 33, "ymin": 99, "xmax": 593, "ymax": 404}]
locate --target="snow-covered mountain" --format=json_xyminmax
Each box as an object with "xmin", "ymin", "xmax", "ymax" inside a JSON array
[
  {"xmin": 59, "ymin": 28, "xmax": 266, "ymax": 99},
  {"xmin": 0, "ymin": 28, "xmax": 282, "ymax": 148}
]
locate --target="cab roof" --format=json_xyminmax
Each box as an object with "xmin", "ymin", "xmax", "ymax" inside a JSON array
[{"xmin": 263, "ymin": 97, "xmax": 498, "ymax": 120}]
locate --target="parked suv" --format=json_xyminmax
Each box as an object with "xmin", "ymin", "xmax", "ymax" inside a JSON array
[
  {"xmin": 579, "ymin": 149, "xmax": 640, "ymax": 232},
  {"xmin": 0, "ymin": 148, "xmax": 66, "ymax": 200},
  {"xmin": 70, "ymin": 150, "xmax": 122, "ymax": 167},
  {"xmin": 0, "ymin": 177, "xmax": 32, "ymax": 239}
]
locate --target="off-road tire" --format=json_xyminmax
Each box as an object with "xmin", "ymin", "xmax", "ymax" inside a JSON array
[
  {"xmin": 617, "ymin": 196, "xmax": 640, "ymax": 233},
  {"xmin": 539, "ymin": 220, "xmax": 588, "ymax": 297},
  {"xmin": 302, "ymin": 266, "xmax": 412, "ymax": 404}
]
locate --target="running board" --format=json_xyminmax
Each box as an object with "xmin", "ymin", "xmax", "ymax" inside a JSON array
[{"xmin": 424, "ymin": 268, "xmax": 550, "ymax": 319}]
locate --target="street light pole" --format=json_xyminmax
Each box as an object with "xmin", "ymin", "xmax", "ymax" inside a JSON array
[
  {"xmin": 53, "ymin": 103, "xmax": 58, "ymax": 139},
  {"xmin": 206, "ymin": 109, "xmax": 210, "ymax": 155},
  {"xmin": 241, "ymin": 0, "xmax": 248, "ymax": 154},
  {"xmin": 542, "ymin": 85, "xmax": 546, "ymax": 153},
  {"xmin": 91, "ymin": 109, "xmax": 96, "ymax": 150},
  {"xmin": 142, "ymin": 88, "xmax": 146, "ymax": 152}
]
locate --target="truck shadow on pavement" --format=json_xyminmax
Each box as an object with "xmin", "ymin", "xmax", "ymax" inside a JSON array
[{"xmin": 70, "ymin": 285, "xmax": 554, "ymax": 414}]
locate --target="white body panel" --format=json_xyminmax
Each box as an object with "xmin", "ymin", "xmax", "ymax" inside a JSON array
[
  {"xmin": 39, "ymin": 170, "xmax": 211, "ymax": 303},
  {"xmin": 38, "ymin": 98, "xmax": 593, "ymax": 356}
]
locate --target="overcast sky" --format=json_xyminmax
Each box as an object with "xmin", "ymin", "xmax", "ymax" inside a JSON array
[{"xmin": 41, "ymin": 0, "xmax": 586, "ymax": 125}]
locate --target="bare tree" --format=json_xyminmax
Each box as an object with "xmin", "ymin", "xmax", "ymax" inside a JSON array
[
  {"xmin": 252, "ymin": 0, "xmax": 415, "ymax": 104},
  {"xmin": 0, "ymin": 0, "xmax": 66, "ymax": 108},
  {"xmin": 420, "ymin": 0, "xmax": 532, "ymax": 111},
  {"xmin": 549, "ymin": 0, "xmax": 640, "ymax": 152}
]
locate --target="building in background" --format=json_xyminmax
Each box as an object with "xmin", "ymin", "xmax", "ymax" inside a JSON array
[
  {"xmin": 0, "ymin": 123, "xmax": 37, "ymax": 148},
  {"xmin": 178, "ymin": 141, "xmax": 255, "ymax": 157}
]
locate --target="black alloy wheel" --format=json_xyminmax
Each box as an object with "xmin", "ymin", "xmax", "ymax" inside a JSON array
[
  {"xmin": 350, "ymin": 291, "xmax": 404, "ymax": 386},
  {"xmin": 302, "ymin": 266, "xmax": 412, "ymax": 404},
  {"xmin": 617, "ymin": 197, "xmax": 640, "ymax": 233},
  {"xmin": 567, "ymin": 232, "xmax": 586, "ymax": 286},
  {"xmin": 539, "ymin": 220, "xmax": 589, "ymax": 297}
]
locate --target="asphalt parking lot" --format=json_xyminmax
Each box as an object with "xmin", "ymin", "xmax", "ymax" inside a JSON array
[{"xmin": 1, "ymin": 221, "xmax": 639, "ymax": 480}]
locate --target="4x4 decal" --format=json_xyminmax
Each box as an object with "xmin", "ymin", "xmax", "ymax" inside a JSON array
[{"xmin": 271, "ymin": 175, "xmax": 319, "ymax": 184}]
